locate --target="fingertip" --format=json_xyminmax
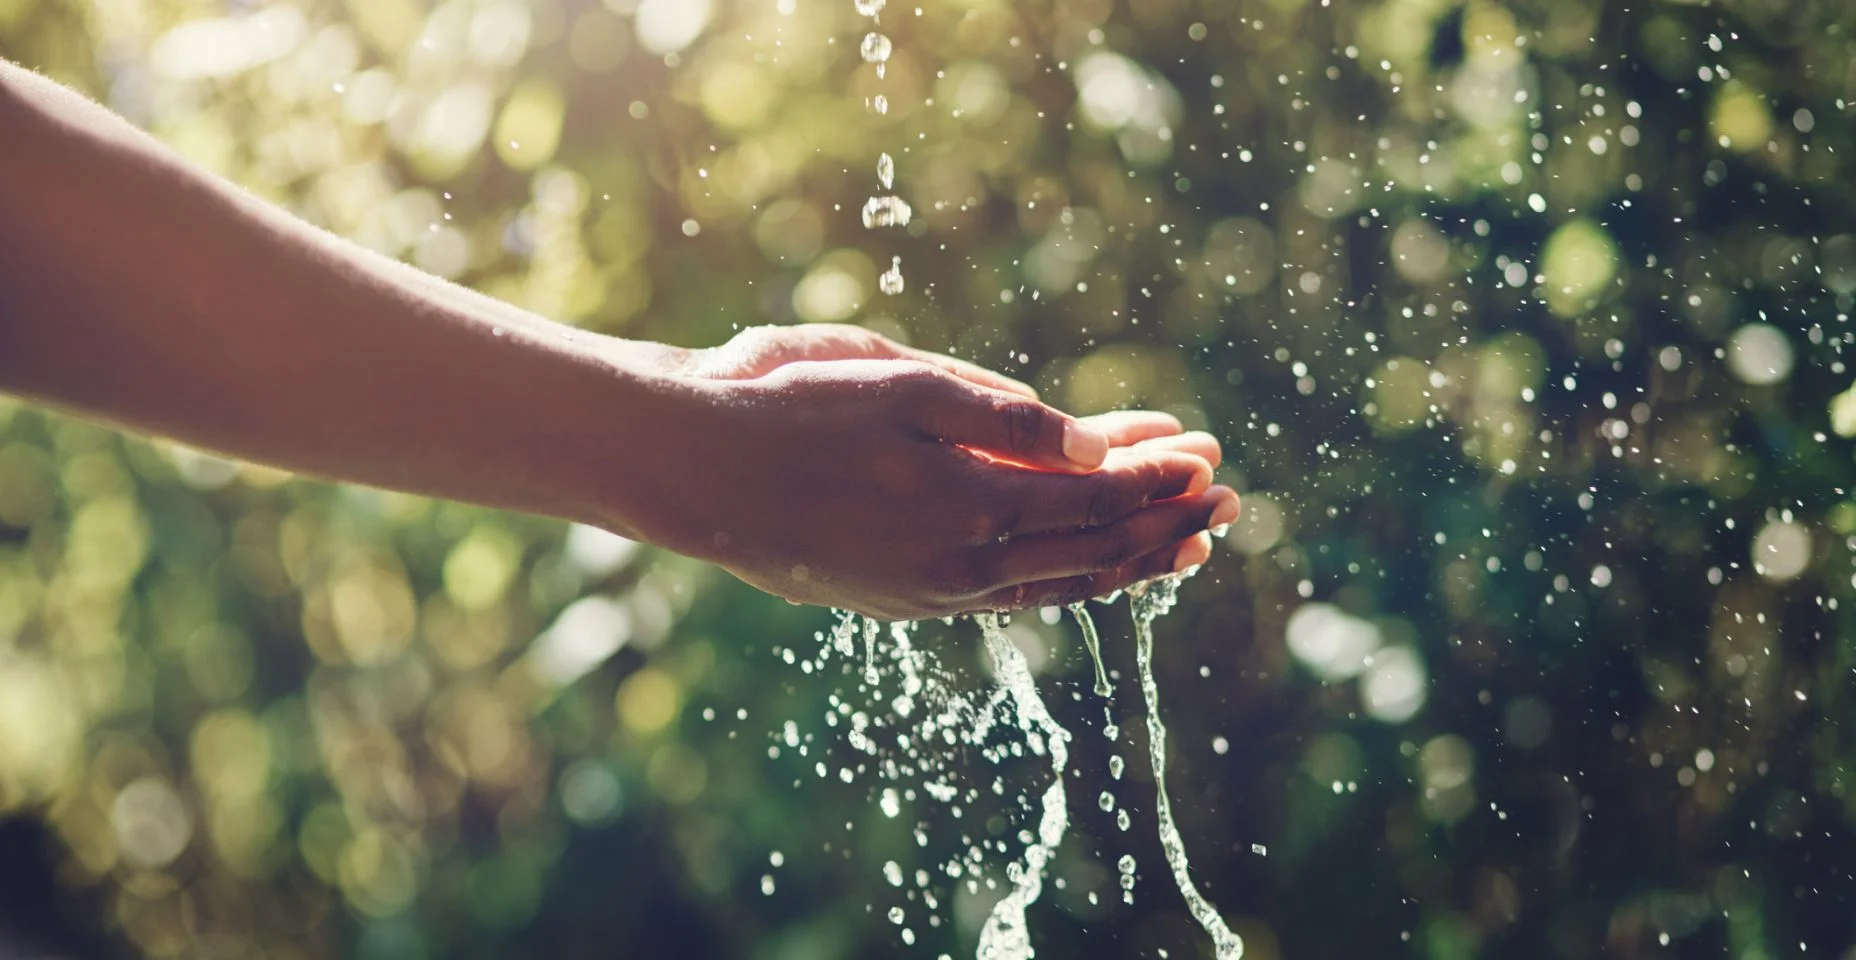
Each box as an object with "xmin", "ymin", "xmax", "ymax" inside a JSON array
[
  {"xmin": 1174, "ymin": 531, "xmax": 1214, "ymax": 573},
  {"xmin": 1186, "ymin": 458, "xmax": 1215, "ymax": 496},
  {"xmin": 1178, "ymin": 430, "xmax": 1225, "ymax": 468},
  {"xmin": 1209, "ymin": 487, "xmax": 1241, "ymax": 529}
]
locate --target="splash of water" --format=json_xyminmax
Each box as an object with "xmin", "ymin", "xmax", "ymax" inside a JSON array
[
  {"xmin": 792, "ymin": 582, "xmax": 1243, "ymax": 959},
  {"xmin": 973, "ymin": 613, "xmax": 1072, "ymax": 960},
  {"xmin": 1130, "ymin": 578, "xmax": 1244, "ymax": 959}
]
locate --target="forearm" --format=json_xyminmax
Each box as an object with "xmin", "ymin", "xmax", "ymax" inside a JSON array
[{"xmin": 0, "ymin": 61, "xmax": 671, "ymax": 532}]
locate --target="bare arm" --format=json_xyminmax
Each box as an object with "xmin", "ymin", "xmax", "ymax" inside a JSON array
[{"xmin": 0, "ymin": 62, "xmax": 1236, "ymax": 619}]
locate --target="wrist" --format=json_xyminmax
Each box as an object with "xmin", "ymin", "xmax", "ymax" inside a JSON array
[{"xmin": 554, "ymin": 335, "xmax": 725, "ymax": 551}]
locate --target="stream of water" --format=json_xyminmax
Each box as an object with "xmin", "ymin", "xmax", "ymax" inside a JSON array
[
  {"xmin": 813, "ymin": 4, "xmax": 1242, "ymax": 955},
  {"xmin": 972, "ymin": 613, "xmax": 1072, "ymax": 960},
  {"xmin": 1131, "ymin": 579, "xmax": 1245, "ymax": 959}
]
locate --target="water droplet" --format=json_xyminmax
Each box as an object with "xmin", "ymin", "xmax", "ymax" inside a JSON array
[
  {"xmin": 879, "ymin": 257, "xmax": 905, "ymax": 295},
  {"xmin": 862, "ymin": 196, "xmax": 913, "ymax": 229},
  {"xmin": 861, "ymin": 32, "xmax": 892, "ymax": 64}
]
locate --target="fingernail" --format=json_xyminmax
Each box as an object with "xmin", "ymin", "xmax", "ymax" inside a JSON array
[
  {"xmin": 1062, "ymin": 421, "xmax": 1109, "ymax": 469},
  {"xmin": 1210, "ymin": 495, "xmax": 1241, "ymax": 530}
]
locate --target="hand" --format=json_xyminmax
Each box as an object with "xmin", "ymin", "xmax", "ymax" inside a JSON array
[
  {"xmin": 676, "ymin": 323, "xmax": 1048, "ymax": 401},
  {"xmin": 607, "ymin": 336, "xmax": 1238, "ymax": 621},
  {"xmin": 650, "ymin": 323, "xmax": 1225, "ymax": 466}
]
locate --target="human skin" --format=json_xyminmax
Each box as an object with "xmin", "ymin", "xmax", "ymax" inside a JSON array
[{"xmin": 0, "ymin": 60, "xmax": 1238, "ymax": 620}]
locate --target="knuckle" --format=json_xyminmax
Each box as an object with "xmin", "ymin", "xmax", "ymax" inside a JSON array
[
  {"xmin": 935, "ymin": 550, "xmax": 996, "ymax": 597},
  {"xmin": 977, "ymin": 493, "xmax": 1027, "ymax": 543},
  {"xmin": 733, "ymin": 324, "xmax": 782, "ymax": 356},
  {"xmin": 1092, "ymin": 528, "xmax": 1139, "ymax": 573},
  {"xmin": 1085, "ymin": 479, "xmax": 1139, "ymax": 529},
  {"xmin": 1003, "ymin": 401, "xmax": 1046, "ymax": 453},
  {"xmin": 892, "ymin": 363, "xmax": 950, "ymax": 400}
]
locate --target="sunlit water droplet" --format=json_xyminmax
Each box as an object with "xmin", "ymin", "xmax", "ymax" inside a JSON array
[
  {"xmin": 853, "ymin": 0, "xmax": 886, "ymax": 15},
  {"xmin": 879, "ymin": 256, "xmax": 905, "ymax": 295},
  {"xmin": 862, "ymin": 195, "xmax": 912, "ymax": 229},
  {"xmin": 877, "ymin": 152, "xmax": 895, "ymax": 190},
  {"xmin": 861, "ymin": 32, "xmax": 892, "ymax": 64}
]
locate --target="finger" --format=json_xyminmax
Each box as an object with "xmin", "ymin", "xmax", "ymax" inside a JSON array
[
  {"xmin": 912, "ymin": 375, "xmax": 1109, "ymax": 471},
  {"xmin": 905, "ymin": 349, "xmax": 1041, "ymax": 400},
  {"xmin": 1079, "ymin": 411, "xmax": 1183, "ymax": 447},
  {"xmin": 1173, "ymin": 530, "xmax": 1215, "ymax": 570},
  {"xmin": 1000, "ymin": 450, "xmax": 1216, "ymax": 533},
  {"xmin": 1111, "ymin": 431, "xmax": 1224, "ymax": 470},
  {"xmin": 990, "ymin": 487, "xmax": 1239, "ymax": 584},
  {"xmin": 970, "ymin": 532, "xmax": 1211, "ymax": 612}
]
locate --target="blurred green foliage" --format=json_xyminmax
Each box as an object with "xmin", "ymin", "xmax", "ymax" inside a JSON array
[{"xmin": 4, "ymin": 0, "xmax": 1856, "ymax": 957}]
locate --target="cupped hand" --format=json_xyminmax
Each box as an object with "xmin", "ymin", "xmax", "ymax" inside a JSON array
[
  {"xmin": 663, "ymin": 323, "xmax": 1223, "ymax": 467},
  {"xmin": 681, "ymin": 323, "xmax": 1046, "ymax": 402},
  {"xmin": 618, "ymin": 347, "xmax": 1236, "ymax": 621}
]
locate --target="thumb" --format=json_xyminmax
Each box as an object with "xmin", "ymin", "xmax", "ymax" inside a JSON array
[{"xmin": 910, "ymin": 375, "xmax": 1108, "ymax": 472}]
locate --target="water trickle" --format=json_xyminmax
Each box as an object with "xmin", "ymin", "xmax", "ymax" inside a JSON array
[
  {"xmin": 830, "ymin": 610, "xmax": 858, "ymax": 659},
  {"xmin": 1067, "ymin": 602, "xmax": 1112, "ymax": 698},
  {"xmin": 973, "ymin": 613, "xmax": 1072, "ymax": 960},
  {"xmin": 1130, "ymin": 578, "xmax": 1245, "ymax": 960},
  {"xmin": 862, "ymin": 615, "xmax": 881, "ymax": 687}
]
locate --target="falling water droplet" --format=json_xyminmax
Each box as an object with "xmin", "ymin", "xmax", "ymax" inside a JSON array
[
  {"xmin": 877, "ymin": 152, "xmax": 895, "ymax": 189},
  {"xmin": 879, "ymin": 257, "xmax": 905, "ymax": 295},
  {"xmin": 861, "ymin": 32, "xmax": 892, "ymax": 64},
  {"xmin": 862, "ymin": 196, "xmax": 913, "ymax": 229}
]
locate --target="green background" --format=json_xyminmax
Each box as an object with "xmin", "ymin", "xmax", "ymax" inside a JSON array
[{"xmin": 3, "ymin": 0, "xmax": 1856, "ymax": 956}]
